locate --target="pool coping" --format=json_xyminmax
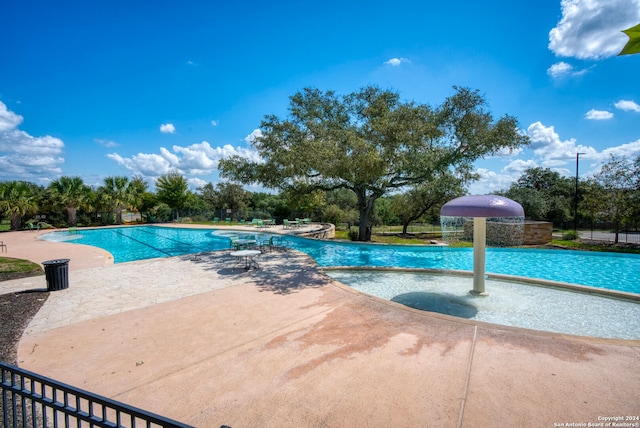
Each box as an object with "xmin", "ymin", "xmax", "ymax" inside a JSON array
[
  {"xmin": 322, "ymin": 266, "xmax": 640, "ymax": 303},
  {"xmin": 321, "ymin": 266, "xmax": 640, "ymax": 346}
]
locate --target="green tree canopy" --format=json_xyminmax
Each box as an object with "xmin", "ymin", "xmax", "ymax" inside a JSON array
[
  {"xmin": 0, "ymin": 181, "xmax": 40, "ymax": 230},
  {"xmin": 127, "ymin": 176, "xmax": 149, "ymax": 217},
  {"xmin": 219, "ymin": 85, "xmax": 529, "ymax": 240},
  {"xmin": 99, "ymin": 176, "xmax": 130, "ymax": 224},
  {"xmin": 500, "ymin": 167, "xmax": 574, "ymax": 223},
  {"xmin": 48, "ymin": 176, "xmax": 92, "ymax": 226},
  {"xmin": 392, "ymin": 172, "xmax": 467, "ymax": 234},
  {"xmin": 155, "ymin": 171, "xmax": 190, "ymax": 220},
  {"xmin": 587, "ymin": 155, "xmax": 639, "ymax": 243}
]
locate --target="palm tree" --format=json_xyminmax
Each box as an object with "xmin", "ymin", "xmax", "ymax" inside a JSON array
[
  {"xmin": 100, "ymin": 176, "xmax": 130, "ymax": 224},
  {"xmin": 127, "ymin": 176, "xmax": 148, "ymax": 220},
  {"xmin": 0, "ymin": 181, "xmax": 39, "ymax": 230},
  {"xmin": 48, "ymin": 176, "xmax": 91, "ymax": 226}
]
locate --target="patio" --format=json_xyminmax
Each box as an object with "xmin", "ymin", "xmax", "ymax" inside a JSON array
[{"xmin": 1, "ymin": 228, "xmax": 638, "ymax": 427}]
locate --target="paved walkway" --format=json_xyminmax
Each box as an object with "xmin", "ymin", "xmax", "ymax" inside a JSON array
[{"xmin": 1, "ymin": 228, "xmax": 639, "ymax": 427}]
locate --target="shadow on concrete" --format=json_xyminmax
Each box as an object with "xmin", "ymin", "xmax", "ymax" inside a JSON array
[
  {"xmin": 181, "ymin": 250, "xmax": 332, "ymax": 295},
  {"xmin": 391, "ymin": 291, "xmax": 478, "ymax": 318}
]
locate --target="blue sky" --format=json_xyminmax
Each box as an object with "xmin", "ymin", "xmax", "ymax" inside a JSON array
[{"xmin": 1, "ymin": 0, "xmax": 639, "ymax": 194}]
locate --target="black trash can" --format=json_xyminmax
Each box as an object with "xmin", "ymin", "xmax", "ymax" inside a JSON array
[{"xmin": 42, "ymin": 259, "xmax": 70, "ymax": 291}]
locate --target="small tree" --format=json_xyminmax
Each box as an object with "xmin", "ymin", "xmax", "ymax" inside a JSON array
[
  {"xmin": 155, "ymin": 171, "xmax": 190, "ymax": 221},
  {"xmin": 589, "ymin": 155, "xmax": 638, "ymax": 243},
  {"xmin": 393, "ymin": 173, "xmax": 467, "ymax": 235}
]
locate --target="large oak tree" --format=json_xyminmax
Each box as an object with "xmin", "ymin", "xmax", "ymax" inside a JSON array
[{"xmin": 219, "ymin": 86, "xmax": 529, "ymax": 240}]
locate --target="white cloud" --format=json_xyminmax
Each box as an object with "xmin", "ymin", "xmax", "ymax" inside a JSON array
[
  {"xmin": 526, "ymin": 121, "xmax": 597, "ymax": 165},
  {"xmin": 383, "ymin": 57, "xmax": 410, "ymax": 66},
  {"xmin": 546, "ymin": 61, "xmax": 589, "ymax": 79},
  {"xmin": 472, "ymin": 122, "xmax": 640, "ymax": 194},
  {"xmin": 548, "ymin": 0, "xmax": 640, "ymax": 60},
  {"xmin": 0, "ymin": 101, "xmax": 23, "ymax": 132},
  {"xmin": 585, "ymin": 109, "xmax": 614, "ymax": 120},
  {"xmin": 614, "ymin": 99, "xmax": 640, "ymax": 112},
  {"xmin": 0, "ymin": 101, "xmax": 65, "ymax": 181},
  {"xmin": 107, "ymin": 152, "xmax": 174, "ymax": 177},
  {"xmin": 95, "ymin": 138, "xmax": 119, "ymax": 148},
  {"xmin": 160, "ymin": 123, "xmax": 176, "ymax": 134},
  {"xmin": 601, "ymin": 139, "xmax": 640, "ymax": 159},
  {"xmin": 188, "ymin": 177, "xmax": 207, "ymax": 189},
  {"xmin": 468, "ymin": 160, "xmax": 538, "ymax": 194},
  {"xmin": 245, "ymin": 129, "xmax": 263, "ymax": 144},
  {"xmin": 211, "ymin": 120, "xmax": 219, "ymax": 126},
  {"xmin": 547, "ymin": 61, "xmax": 572, "ymax": 78},
  {"xmin": 107, "ymin": 140, "xmax": 262, "ymax": 179}
]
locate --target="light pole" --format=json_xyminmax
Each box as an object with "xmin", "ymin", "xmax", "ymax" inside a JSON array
[{"xmin": 574, "ymin": 152, "xmax": 585, "ymax": 232}]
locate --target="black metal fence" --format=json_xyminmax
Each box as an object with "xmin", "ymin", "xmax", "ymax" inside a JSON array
[
  {"xmin": 1, "ymin": 361, "xmax": 193, "ymax": 428},
  {"xmin": 556, "ymin": 221, "xmax": 640, "ymax": 244}
]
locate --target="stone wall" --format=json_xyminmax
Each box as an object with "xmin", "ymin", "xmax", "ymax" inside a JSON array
[
  {"xmin": 300, "ymin": 223, "xmax": 335, "ymax": 239},
  {"xmin": 523, "ymin": 221, "xmax": 553, "ymax": 245},
  {"xmin": 462, "ymin": 220, "xmax": 552, "ymax": 246}
]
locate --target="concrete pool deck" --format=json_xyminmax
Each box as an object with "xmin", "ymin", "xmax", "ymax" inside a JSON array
[{"xmin": 1, "ymin": 228, "xmax": 639, "ymax": 427}]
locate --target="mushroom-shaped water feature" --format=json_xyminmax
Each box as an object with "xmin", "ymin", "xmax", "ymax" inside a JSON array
[{"xmin": 440, "ymin": 195, "xmax": 524, "ymax": 295}]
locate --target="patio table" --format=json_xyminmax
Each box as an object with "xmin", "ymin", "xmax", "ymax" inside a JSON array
[
  {"xmin": 232, "ymin": 239, "xmax": 256, "ymax": 250},
  {"xmin": 230, "ymin": 249, "xmax": 261, "ymax": 270}
]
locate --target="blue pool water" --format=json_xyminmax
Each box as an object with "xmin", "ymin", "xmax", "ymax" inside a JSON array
[{"xmin": 41, "ymin": 225, "xmax": 640, "ymax": 295}]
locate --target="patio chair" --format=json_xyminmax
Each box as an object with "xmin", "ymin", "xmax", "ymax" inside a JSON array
[
  {"xmin": 260, "ymin": 236, "xmax": 275, "ymax": 253},
  {"xmin": 274, "ymin": 236, "xmax": 289, "ymax": 251}
]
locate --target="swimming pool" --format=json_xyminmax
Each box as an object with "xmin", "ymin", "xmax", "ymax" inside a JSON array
[
  {"xmin": 41, "ymin": 225, "xmax": 640, "ymax": 295},
  {"xmin": 324, "ymin": 269, "xmax": 640, "ymax": 340}
]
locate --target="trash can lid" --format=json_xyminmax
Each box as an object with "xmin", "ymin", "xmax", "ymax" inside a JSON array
[{"xmin": 42, "ymin": 259, "xmax": 70, "ymax": 265}]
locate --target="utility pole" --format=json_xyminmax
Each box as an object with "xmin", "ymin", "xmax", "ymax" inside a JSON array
[{"xmin": 574, "ymin": 152, "xmax": 585, "ymax": 232}]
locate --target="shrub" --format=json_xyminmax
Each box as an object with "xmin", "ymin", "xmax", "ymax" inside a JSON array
[{"xmin": 562, "ymin": 230, "xmax": 579, "ymax": 240}]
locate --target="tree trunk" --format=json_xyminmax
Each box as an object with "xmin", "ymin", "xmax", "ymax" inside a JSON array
[
  {"xmin": 10, "ymin": 214, "xmax": 21, "ymax": 231},
  {"xmin": 402, "ymin": 221, "xmax": 409, "ymax": 235},
  {"xmin": 355, "ymin": 187, "xmax": 378, "ymax": 241},
  {"xmin": 116, "ymin": 207, "xmax": 123, "ymax": 224},
  {"xmin": 66, "ymin": 207, "xmax": 77, "ymax": 226}
]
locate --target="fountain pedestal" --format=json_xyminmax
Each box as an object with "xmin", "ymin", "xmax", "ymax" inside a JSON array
[
  {"xmin": 441, "ymin": 195, "xmax": 524, "ymax": 296},
  {"xmin": 471, "ymin": 217, "xmax": 489, "ymax": 295}
]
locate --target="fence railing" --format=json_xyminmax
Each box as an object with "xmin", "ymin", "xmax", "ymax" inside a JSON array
[{"xmin": 1, "ymin": 361, "xmax": 193, "ymax": 428}]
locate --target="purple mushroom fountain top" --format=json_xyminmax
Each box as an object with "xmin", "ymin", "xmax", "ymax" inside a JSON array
[
  {"xmin": 440, "ymin": 195, "xmax": 524, "ymax": 218},
  {"xmin": 440, "ymin": 195, "xmax": 524, "ymax": 295}
]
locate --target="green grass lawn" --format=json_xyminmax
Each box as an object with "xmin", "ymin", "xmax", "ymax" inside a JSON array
[
  {"xmin": 550, "ymin": 239, "xmax": 640, "ymax": 254},
  {"xmin": 0, "ymin": 257, "xmax": 42, "ymax": 274}
]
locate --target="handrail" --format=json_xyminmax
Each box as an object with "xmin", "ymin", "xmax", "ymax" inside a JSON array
[{"xmin": 1, "ymin": 361, "xmax": 193, "ymax": 428}]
